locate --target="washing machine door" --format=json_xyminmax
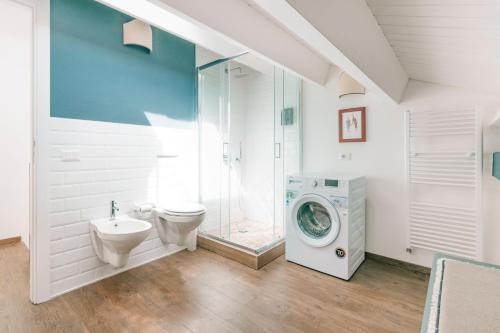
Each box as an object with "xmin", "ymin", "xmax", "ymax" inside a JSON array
[{"xmin": 291, "ymin": 193, "xmax": 340, "ymax": 247}]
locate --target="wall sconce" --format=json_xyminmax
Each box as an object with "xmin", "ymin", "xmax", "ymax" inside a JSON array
[
  {"xmin": 338, "ymin": 71, "xmax": 365, "ymax": 98},
  {"xmin": 489, "ymin": 108, "xmax": 500, "ymax": 127},
  {"xmin": 123, "ymin": 19, "xmax": 153, "ymax": 53}
]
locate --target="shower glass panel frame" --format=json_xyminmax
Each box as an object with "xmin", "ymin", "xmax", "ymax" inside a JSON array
[{"xmin": 198, "ymin": 55, "xmax": 301, "ymax": 254}]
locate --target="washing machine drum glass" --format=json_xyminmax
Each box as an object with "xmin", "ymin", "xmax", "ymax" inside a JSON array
[
  {"xmin": 292, "ymin": 194, "xmax": 341, "ymax": 247},
  {"xmin": 297, "ymin": 202, "xmax": 332, "ymax": 239}
]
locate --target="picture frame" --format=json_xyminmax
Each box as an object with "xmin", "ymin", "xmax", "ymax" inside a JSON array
[{"xmin": 339, "ymin": 107, "xmax": 366, "ymax": 143}]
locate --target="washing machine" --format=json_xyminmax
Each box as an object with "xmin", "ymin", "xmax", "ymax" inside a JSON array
[{"xmin": 285, "ymin": 173, "xmax": 366, "ymax": 280}]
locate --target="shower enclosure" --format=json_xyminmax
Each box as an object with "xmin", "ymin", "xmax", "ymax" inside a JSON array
[{"xmin": 198, "ymin": 54, "xmax": 301, "ymax": 253}]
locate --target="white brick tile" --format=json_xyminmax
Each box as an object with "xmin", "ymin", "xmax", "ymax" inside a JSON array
[
  {"xmin": 106, "ymin": 134, "xmax": 154, "ymax": 147},
  {"xmin": 51, "ymin": 263, "xmax": 79, "ymax": 282},
  {"xmin": 79, "ymin": 182, "xmax": 108, "ymax": 196},
  {"xmin": 50, "ymin": 131, "xmax": 108, "ymax": 146},
  {"xmin": 64, "ymin": 171, "xmax": 94, "ymax": 184},
  {"xmin": 50, "ymin": 185, "xmax": 80, "ymax": 199},
  {"xmin": 50, "ymin": 211, "xmax": 80, "ymax": 227},
  {"xmin": 110, "ymin": 191, "xmax": 143, "ymax": 203},
  {"xmin": 65, "ymin": 194, "xmax": 109, "ymax": 211},
  {"xmin": 107, "ymin": 146, "xmax": 157, "ymax": 158},
  {"xmin": 50, "ymin": 226, "xmax": 65, "ymax": 241},
  {"xmin": 50, "ymin": 146, "xmax": 63, "ymax": 158},
  {"xmin": 65, "ymin": 222, "xmax": 90, "ymax": 238},
  {"xmin": 50, "ymin": 158, "xmax": 107, "ymax": 172},
  {"xmin": 76, "ymin": 146, "xmax": 110, "ymax": 158},
  {"xmin": 95, "ymin": 169, "xmax": 152, "ymax": 182},
  {"xmin": 79, "ymin": 234, "xmax": 91, "ymax": 247},
  {"xmin": 50, "ymin": 237, "xmax": 80, "ymax": 255},
  {"xmin": 50, "ymin": 199, "xmax": 65, "ymax": 213},
  {"xmin": 93, "ymin": 264, "xmax": 116, "ymax": 278},
  {"xmin": 50, "ymin": 246, "xmax": 94, "ymax": 269},
  {"xmin": 93, "ymin": 170, "xmax": 111, "ymax": 182},
  {"xmin": 50, "ymin": 172, "xmax": 65, "ymax": 185},
  {"xmin": 80, "ymin": 206, "xmax": 107, "ymax": 220},
  {"xmin": 106, "ymin": 179, "xmax": 144, "ymax": 193},
  {"xmin": 107, "ymin": 158, "xmax": 156, "ymax": 170},
  {"xmin": 80, "ymin": 257, "xmax": 103, "ymax": 272}
]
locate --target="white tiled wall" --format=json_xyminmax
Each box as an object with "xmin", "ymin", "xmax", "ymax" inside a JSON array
[{"xmin": 49, "ymin": 117, "xmax": 198, "ymax": 297}]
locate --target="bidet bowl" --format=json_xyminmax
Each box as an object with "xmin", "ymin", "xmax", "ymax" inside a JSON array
[{"xmin": 90, "ymin": 216, "xmax": 152, "ymax": 267}]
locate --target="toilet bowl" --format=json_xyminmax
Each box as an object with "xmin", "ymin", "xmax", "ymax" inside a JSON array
[{"xmin": 153, "ymin": 202, "xmax": 206, "ymax": 251}]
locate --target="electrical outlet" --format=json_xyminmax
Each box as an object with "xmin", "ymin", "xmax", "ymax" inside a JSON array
[{"xmin": 338, "ymin": 152, "xmax": 351, "ymax": 160}]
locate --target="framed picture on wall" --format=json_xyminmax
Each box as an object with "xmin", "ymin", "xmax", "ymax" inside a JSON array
[{"xmin": 339, "ymin": 107, "xmax": 366, "ymax": 142}]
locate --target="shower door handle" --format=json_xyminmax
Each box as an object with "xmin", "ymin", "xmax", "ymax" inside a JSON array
[
  {"xmin": 223, "ymin": 142, "xmax": 229, "ymax": 162},
  {"xmin": 275, "ymin": 143, "xmax": 281, "ymax": 159}
]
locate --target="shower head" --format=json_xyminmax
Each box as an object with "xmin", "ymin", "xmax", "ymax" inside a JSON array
[{"xmin": 230, "ymin": 67, "xmax": 250, "ymax": 78}]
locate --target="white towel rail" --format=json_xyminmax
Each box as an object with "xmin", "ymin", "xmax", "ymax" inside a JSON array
[{"xmin": 406, "ymin": 109, "xmax": 482, "ymax": 259}]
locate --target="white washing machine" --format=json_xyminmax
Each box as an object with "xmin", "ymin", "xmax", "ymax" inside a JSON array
[{"xmin": 285, "ymin": 173, "xmax": 366, "ymax": 280}]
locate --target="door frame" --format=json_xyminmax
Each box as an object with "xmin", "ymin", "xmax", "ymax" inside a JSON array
[
  {"xmin": 5, "ymin": 0, "xmax": 52, "ymax": 304},
  {"xmin": 32, "ymin": 0, "xmax": 51, "ymax": 304}
]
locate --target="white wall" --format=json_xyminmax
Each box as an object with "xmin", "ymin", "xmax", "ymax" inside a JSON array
[
  {"xmin": 303, "ymin": 75, "xmax": 500, "ymax": 267},
  {"xmin": 239, "ymin": 69, "xmax": 276, "ymax": 225},
  {"xmin": 0, "ymin": 0, "xmax": 32, "ymax": 248},
  {"xmin": 228, "ymin": 71, "xmax": 247, "ymax": 223},
  {"xmin": 48, "ymin": 117, "xmax": 198, "ymax": 297}
]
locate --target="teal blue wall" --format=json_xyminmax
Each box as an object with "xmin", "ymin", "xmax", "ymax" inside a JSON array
[{"xmin": 51, "ymin": 0, "xmax": 196, "ymax": 125}]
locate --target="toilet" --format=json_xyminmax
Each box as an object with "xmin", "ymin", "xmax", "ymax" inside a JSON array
[{"xmin": 153, "ymin": 202, "xmax": 206, "ymax": 251}]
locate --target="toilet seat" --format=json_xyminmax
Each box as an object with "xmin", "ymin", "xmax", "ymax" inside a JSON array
[{"xmin": 157, "ymin": 202, "xmax": 206, "ymax": 217}]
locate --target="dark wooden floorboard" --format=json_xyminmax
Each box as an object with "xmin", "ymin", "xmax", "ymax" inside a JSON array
[{"xmin": 0, "ymin": 243, "xmax": 428, "ymax": 333}]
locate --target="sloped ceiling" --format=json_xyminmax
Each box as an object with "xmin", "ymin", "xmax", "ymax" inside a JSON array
[{"xmin": 367, "ymin": 0, "xmax": 500, "ymax": 94}]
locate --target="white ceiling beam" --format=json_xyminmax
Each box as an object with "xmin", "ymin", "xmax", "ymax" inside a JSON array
[
  {"xmin": 252, "ymin": 0, "xmax": 409, "ymax": 103},
  {"xmin": 155, "ymin": 0, "xmax": 331, "ymax": 85},
  {"xmin": 97, "ymin": 0, "xmax": 331, "ymax": 85}
]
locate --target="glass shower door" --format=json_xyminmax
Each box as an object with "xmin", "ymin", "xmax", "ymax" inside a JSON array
[
  {"xmin": 274, "ymin": 68, "xmax": 302, "ymax": 244},
  {"xmin": 198, "ymin": 60, "xmax": 231, "ymax": 240},
  {"xmin": 198, "ymin": 56, "xmax": 302, "ymax": 253}
]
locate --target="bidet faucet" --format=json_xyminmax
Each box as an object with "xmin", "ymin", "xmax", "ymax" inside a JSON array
[{"xmin": 111, "ymin": 200, "xmax": 120, "ymax": 220}]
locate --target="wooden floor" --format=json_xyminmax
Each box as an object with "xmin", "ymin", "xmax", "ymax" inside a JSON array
[{"xmin": 0, "ymin": 242, "xmax": 429, "ymax": 333}]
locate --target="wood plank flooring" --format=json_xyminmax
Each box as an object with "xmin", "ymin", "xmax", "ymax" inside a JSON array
[
  {"xmin": 0, "ymin": 236, "xmax": 20, "ymax": 246},
  {"xmin": 0, "ymin": 242, "xmax": 428, "ymax": 333}
]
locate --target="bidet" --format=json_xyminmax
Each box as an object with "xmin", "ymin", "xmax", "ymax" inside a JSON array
[{"xmin": 90, "ymin": 216, "xmax": 152, "ymax": 268}]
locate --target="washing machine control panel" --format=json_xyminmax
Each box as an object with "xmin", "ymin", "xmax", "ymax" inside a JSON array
[
  {"xmin": 287, "ymin": 176, "xmax": 347, "ymax": 190},
  {"xmin": 286, "ymin": 175, "xmax": 350, "ymax": 206}
]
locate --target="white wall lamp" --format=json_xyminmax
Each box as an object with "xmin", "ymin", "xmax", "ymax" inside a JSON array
[
  {"xmin": 490, "ymin": 108, "xmax": 500, "ymax": 180},
  {"xmin": 123, "ymin": 19, "xmax": 153, "ymax": 53},
  {"xmin": 489, "ymin": 108, "xmax": 500, "ymax": 127},
  {"xmin": 338, "ymin": 71, "xmax": 365, "ymax": 98}
]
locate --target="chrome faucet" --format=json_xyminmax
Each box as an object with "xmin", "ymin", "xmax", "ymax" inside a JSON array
[{"xmin": 110, "ymin": 200, "xmax": 120, "ymax": 220}]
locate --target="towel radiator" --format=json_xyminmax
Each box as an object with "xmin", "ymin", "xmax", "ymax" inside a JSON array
[{"xmin": 406, "ymin": 109, "xmax": 482, "ymax": 259}]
